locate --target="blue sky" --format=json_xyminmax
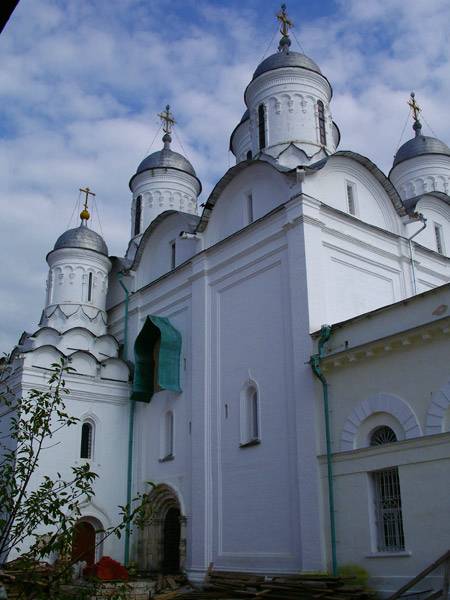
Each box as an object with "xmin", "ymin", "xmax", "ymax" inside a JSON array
[{"xmin": 1, "ymin": 0, "xmax": 450, "ymax": 353}]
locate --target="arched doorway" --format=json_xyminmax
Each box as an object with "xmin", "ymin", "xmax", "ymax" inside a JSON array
[
  {"xmin": 71, "ymin": 521, "xmax": 96, "ymax": 565},
  {"xmin": 71, "ymin": 517, "xmax": 103, "ymax": 566},
  {"xmin": 162, "ymin": 507, "xmax": 181, "ymax": 573},
  {"xmin": 138, "ymin": 484, "xmax": 186, "ymax": 573}
]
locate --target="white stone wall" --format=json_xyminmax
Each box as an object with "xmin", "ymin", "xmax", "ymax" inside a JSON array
[
  {"xmin": 405, "ymin": 196, "xmax": 450, "ymax": 257},
  {"xmin": 201, "ymin": 162, "xmax": 295, "ymax": 249},
  {"xmin": 130, "ymin": 170, "xmax": 199, "ymax": 244},
  {"xmin": 390, "ymin": 154, "xmax": 450, "ymax": 200},
  {"xmin": 6, "ymin": 363, "xmax": 130, "ymax": 564},
  {"xmin": 318, "ymin": 298, "xmax": 450, "ymax": 595},
  {"xmin": 44, "ymin": 247, "xmax": 111, "ymax": 336},
  {"xmin": 231, "ymin": 119, "xmax": 252, "ymax": 162},
  {"xmin": 108, "ymin": 198, "xmax": 326, "ymax": 577},
  {"xmin": 245, "ymin": 67, "xmax": 336, "ymax": 164}
]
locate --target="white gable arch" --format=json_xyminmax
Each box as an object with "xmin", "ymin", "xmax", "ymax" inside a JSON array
[
  {"xmin": 340, "ymin": 392, "xmax": 422, "ymax": 451},
  {"xmin": 425, "ymin": 380, "xmax": 450, "ymax": 435}
]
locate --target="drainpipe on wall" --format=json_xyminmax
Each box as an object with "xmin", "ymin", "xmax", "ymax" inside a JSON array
[
  {"xmin": 118, "ymin": 273, "xmax": 134, "ymax": 566},
  {"xmin": 309, "ymin": 324, "xmax": 337, "ymax": 576},
  {"xmin": 407, "ymin": 213, "xmax": 427, "ymax": 295}
]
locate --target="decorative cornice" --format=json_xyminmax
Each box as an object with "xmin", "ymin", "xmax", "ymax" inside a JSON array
[
  {"xmin": 41, "ymin": 304, "xmax": 107, "ymax": 325},
  {"xmin": 322, "ymin": 316, "xmax": 450, "ymax": 371}
]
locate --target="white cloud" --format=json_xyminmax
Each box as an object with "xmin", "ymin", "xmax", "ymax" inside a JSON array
[{"xmin": 0, "ymin": 0, "xmax": 449, "ymax": 353}]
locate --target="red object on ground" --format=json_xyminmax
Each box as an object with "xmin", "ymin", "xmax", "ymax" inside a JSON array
[{"xmin": 84, "ymin": 556, "xmax": 129, "ymax": 580}]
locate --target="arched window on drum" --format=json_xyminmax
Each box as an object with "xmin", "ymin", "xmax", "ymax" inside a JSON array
[
  {"xmin": 258, "ymin": 104, "xmax": 266, "ymax": 150},
  {"xmin": 80, "ymin": 420, "xmax": 95, "ymax": 459},
  {"xmin": 317, "ymin": 100, "xmax": 327, "ymax": 146},
  {"xmin": 134, "ymin": 195, "xmax": 142, "ymax": 236}
]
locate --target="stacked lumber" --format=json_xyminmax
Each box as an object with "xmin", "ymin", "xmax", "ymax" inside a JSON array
[
  {"xmin": 173, "ymin": 569, "xmax": 375, "ymax": 600},
  {"xmin": 153, "ymin": 574, "xmax": 193, "ymax": 600},
  {"xmin": 260, "ymin": 574, "xmax": 375, "ymax": 600}
]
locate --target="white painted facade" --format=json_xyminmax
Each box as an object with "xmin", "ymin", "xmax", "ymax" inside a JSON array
[
  {"xmin": 318, "ymin": 286, "xmax": 450, "ymax": 595},
  {"xmin": 3, "ymin": 22, "xmax": 450, "ymax": 599}
]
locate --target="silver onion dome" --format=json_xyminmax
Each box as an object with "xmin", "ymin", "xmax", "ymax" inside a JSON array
[
  {"xmin": 53, "ymin": 223, "xmax": 108, "ymax": 255},
  {"xmin": 136, "ymin": 147, "xmax": 197, "ymax": 178},
  {"xmin": 252, "ymin": 51, "xmax": 322, "ymax": 81},
  {"xmin": 240, "ymin": 108, "xmax": 250, "ymax": 123},
  {"xmin": 393, "ymin": 135, "xmax": 450, "ymax": 168}
]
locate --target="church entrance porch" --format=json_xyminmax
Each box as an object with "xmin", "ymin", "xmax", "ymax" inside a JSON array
[{"xmin": 138, "ymin": 484, "xmax": 186, "ymax": 574}]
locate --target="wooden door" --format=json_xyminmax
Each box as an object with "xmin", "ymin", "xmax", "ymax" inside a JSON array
[
  {"xmin": 162, "ymin": 508, "xmax": 180, "ymax": 573},
  {"xmin": 71, "ymin": 521, "xmax": 96, "ymax": 565}
]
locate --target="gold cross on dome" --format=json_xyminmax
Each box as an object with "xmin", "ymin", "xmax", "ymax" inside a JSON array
[
  {"xmin": 158, "ymin": 104, "xmax": 176, "ymax": 134},
  {"xmin": 408, "ymin": 92, "xmax": 421, "ymax": 122},
  {"xmin": 79, "ymin": 186, "xmax": 95, "ymax": 221},
  {"xmin": 277, "ymin": 4, "xmax": 293, "ymax": 37}
]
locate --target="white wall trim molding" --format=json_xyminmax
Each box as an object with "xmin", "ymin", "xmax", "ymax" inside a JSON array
[{"xmin": 340, "ymin": 393, "xmax": 422, "ymax": 451}]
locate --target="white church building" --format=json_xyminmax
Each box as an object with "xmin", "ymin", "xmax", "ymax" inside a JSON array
[{"xmin": 3, "ymin": 6, "xmax": 450, "ymax": 597}]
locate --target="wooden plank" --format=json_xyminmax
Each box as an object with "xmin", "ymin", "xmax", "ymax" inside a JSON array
[{"xmin": 387, "ymin": 549, "xmax": 450, "ymax": 600}]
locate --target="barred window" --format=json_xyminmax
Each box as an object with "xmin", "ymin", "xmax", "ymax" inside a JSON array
[
  {"xmin": 372, "ymin": 467, "xmax": 405, "ymax": 552},
  {"xmin": 370, "ymin": 426, "xmax": 397, "ymax": 446},
  {"xmin": 80, "ymin": 422, "xmax": 94, "ymax": 459},
  {"xmin": 317, "ymin": 100, "xmax": 327, "ymax": 146}
]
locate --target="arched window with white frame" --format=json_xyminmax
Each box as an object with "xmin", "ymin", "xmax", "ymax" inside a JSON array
[
  {"xmin": 240, "ymin": 382, "xmax": 260, "ymax": 447},
  {"xmin": 160, "ymin": 410, "xmax": 174, "ymax": 461},
  {"xmin": 80, "ymin": 420, "xmax": 94, "ymax": 459}
]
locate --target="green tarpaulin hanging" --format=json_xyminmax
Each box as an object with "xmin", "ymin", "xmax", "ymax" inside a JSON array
[{"xmin": 131, "ymin": 315, "xmax": 182, "ymax": 402}]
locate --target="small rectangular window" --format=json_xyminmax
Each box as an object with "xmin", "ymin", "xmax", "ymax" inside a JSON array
[
  {"xmin": 246, "ymin": 193, "xmax": 254, "ymax": 224},
  {"xmin": 372, "ymin": 467, "xmax": 405, "ymax": 552},
  {"xmin": 434, "ymin": 223, "xmax": 444, "ymax": 254},
  {"xmin": 346, "ymin": 182, "xmax": 356, "ymax": 215},
  {"xmin": 170, "ymin": 241, "xmax": 176, "ymax": 270}
]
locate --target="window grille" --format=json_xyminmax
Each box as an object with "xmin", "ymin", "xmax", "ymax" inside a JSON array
[
  {"xmin": 80, "ymin": 422, "xmax": 93, "ymax": 459},
  {"xmin": 317, "ymin": 100, "xmax": 327, "ymax": 146},
  {"xmin": 434, "ymin": 223, "xmax": 444, "ymax": 254},
  {"xmin": 134, "ymin": 195, "xmax": 142, "ymax": 236},
  {"xmin": 372, "ymin": 467, "xmax": 405, "ymax": 552},
  {"xmin": 370, "ymin": 426, "xmax": 397, "ymax": 446},
  {"xmin": 346, "ymin": 182, "xmax": 356, "ymax": 215},
  {"xmin": 87, "ymin": 272, "xmax": 93, "ymax": 302},
  {"xmin": 258, "ymin": 104, "xmax": 266, "ymax": 150}
]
